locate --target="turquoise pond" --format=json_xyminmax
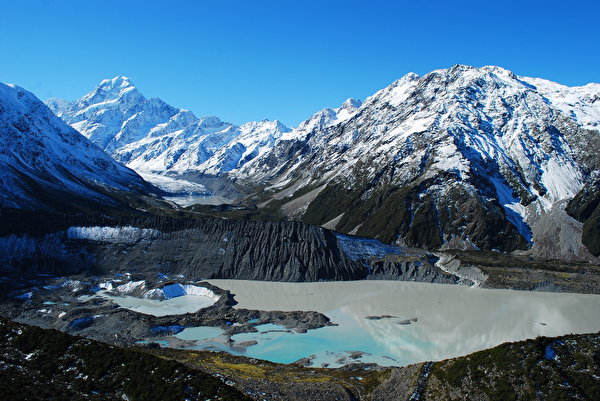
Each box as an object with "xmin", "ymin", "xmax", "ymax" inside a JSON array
[
  {"xmin": 135, "ymin": 340, "xmax": 170, "ymax": 346},
  {"xmin": 175, "ymin": 326, "xmax": 224, "ymax": 342},
  {"xmin": 175, "ymin": 314, "xmax": 439, "ymax": 367},
  {"xmin": 170, "ymin": 280, "xmax": 600, "ymax": 368}
]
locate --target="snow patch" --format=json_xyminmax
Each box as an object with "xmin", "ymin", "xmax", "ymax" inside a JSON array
[
  {"xmin": 540, "ymin": 159, "xmax": 583, "ymax": 202},
  {"xmin": 115, "ymin": 280, "xmax": 146, "ymax": 294},
  {"xmin": 137, "ymin": 172, "xmax": 210, "ymax": 196},
  {"xmin": 144, "ymin": 283, "xmax": 220, "ymax": 303},
  {"xmin": 489, "ymin": 178, "xmax": 532, "ymax": 242}
]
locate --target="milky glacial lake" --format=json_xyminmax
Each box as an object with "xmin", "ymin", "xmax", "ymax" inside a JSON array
[
  {"xmin": 176, "ymin": 280, "xmax": 600, "ymax": 367},
  {"xmin": 91, "ymin": 293, "xmax": 217, "ymax": 317},
  {"xmin": 163, "ymin": 194, "xmax": 234, "ymax": 207}
]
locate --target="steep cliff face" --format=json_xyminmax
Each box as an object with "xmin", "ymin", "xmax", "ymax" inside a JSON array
[
  {"xmin": 82, "ymin": 218, "xmax": 453, "ymax": 282},
  {"xmin": 86, "ymin": 219, "xmax": 366, "ymax": 281},
  {"xmin": 567, "ymin": 176, "xmax": 600, "ymax": 256}
]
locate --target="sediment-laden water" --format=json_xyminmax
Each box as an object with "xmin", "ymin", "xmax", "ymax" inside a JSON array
[{"xmin": 173, "ymin": 280, "xmax": 600, "ymax": 367}]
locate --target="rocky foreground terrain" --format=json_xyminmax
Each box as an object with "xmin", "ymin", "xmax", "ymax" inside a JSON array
[
  {"xmin": 1, "ymin": 318, "xmax": 598, "ymax": 401},
  {"xmin": 0, "ymin": 318, "xmax": 249, "ymax": 401}
]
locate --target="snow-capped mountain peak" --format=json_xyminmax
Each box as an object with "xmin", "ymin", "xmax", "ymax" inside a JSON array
[
  {"xmin": 94, "ymin": 76, "xmax": 136, "ymax": 98},
  {"xmin": 235, "ymin": 65, "xmax": 600, "ymax": 256},
  {"xmin": 280, "ymin": 98, "xmax": 364, "ymax": 141},
  {"xmin": 99, "ymin": 75, "xmax": 133, "ymax": 88},
  {"xmin": 520, "ymin": 76, "xmax": 600, "ymax": 131},
  {"xmin": 79, "ymin": 75, "xmax": 140, "ymax": 108},
  {"xmin": 47, "ymin": 77, "xmax": 292, "ymax": 182},
  {"xmin": 335, "ymin": 98, "xmax": 363, "ymax": 121},
  {"xmin": 198, "ymin": 115, "xmax": 228, "ymax": 130},
  {"xmin": 338, "ymin": 98, "xmax": 362, "ymax": 112}
]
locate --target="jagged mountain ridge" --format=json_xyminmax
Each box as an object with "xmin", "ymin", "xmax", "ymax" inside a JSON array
[
  {"xmin": 47, "ymin": 77, "xmax": 291, "ymax": 191},
  {"xmin": 0, "ymin": 82, "xmax": 164, "ymax": 213},
  {"xmin": 46, "ymin": 66, "xmax": 600, "ymax": 255},
  {"xmin": 235, "ymin": 65, "xmax": 600, "ymax": 254}
]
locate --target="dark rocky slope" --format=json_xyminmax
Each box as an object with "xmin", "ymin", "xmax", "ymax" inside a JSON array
[
  {"xmin": 0, "ymin": 83, "xmax": 168, "ymax": 215},
  {"xmin": 86, "ymin": 219, "xmax": 365, "ymax": 282},
  {"xmin": 0, "ymin": 318, "xmax": 249, "ymax": 401},
  {"xmin": 567, "ymin": 177, "xmax": 600, "ymax": 256},
  {"xmin": 0, "ymin": 211, "xmax": 452, "ymax": 283},
  {"xmin": 299, "ymin": 174, "xmax": 529, "ymax": 251},
  {"xmin": 425, "ymin": 332, "xmax": 600, "ymax": 401}
]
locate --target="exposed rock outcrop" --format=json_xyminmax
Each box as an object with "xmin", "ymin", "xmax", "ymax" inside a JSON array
[
  {"xmin": 1, "ymin": 212, "xmax": 452, "ymax": 283},
  {"xmin": 566, "ymin": 176, "xmax": 600, "ymax": 256}
]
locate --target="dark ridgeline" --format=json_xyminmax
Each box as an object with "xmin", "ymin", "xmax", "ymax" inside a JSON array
[
  {"xmin": 0, "ymin": 208, "xmax": 453, "ymax": 283},
  {"xmin": 567, "ymin": 177, "xmax": 600, "ymax": 256}
]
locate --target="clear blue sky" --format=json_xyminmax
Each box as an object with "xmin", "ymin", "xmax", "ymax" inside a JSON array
[{"xmin": 1, "ymin": 0, "xmax": 598, "ymax": 126}]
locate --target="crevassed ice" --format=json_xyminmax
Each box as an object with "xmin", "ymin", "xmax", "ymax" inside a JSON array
[
  {"xmin": 145, "ymin": 283, "xmax": 219, "ymax": 301},
  {"xmin": 337, "ymin": 234, "xmax": 403, "ymax": 262},
  {"xmin": 66, "ymin": 226, "xmax": 161, "ymax": 244}
]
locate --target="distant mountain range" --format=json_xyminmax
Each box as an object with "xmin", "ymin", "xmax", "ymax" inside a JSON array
[
  {"xmin": 46, "ymin": 76, "xmax": 290, "ymax": 186},
  {"xmin": 7, "ymin": 64, "xmax": 599, "ymax": 258}
]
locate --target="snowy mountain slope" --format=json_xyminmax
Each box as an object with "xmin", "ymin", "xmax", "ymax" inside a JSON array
[
  {"xmin": 45, "ymin": 97, "xmax": 73, "ymax": 117},
  {"xmin": 200, "ymin": 119, "xmax": 291, "ymax": 174},
  {"xmin": 115, "ymin": 115, "xmax": 290, "ymax": 176},
  {"xmin": 0, "ymin": 82, "xmax": 164, "ymax": 213},
  {"xmin": 279, "ymin": 98, "xmax": 362, "ymax": 141},
  {"xmin": 44, "ymin": 67, "xmax": 600, "ymax": 256},
  {"xmin": 234, "ymin": 65, "xmax": 600, "ymax": 254},
  {"xmin": 520, "ymin": 76, "xmax": 600, "ymax": 131},
  {"xmin": 47, "ymin": 77, "xmax": 290, "ymax": 186},
  {"xmin": 49, "ymin": 76, "xmax": 179, "ymax": 152}
]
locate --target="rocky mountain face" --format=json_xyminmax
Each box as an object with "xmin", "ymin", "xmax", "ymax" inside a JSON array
[
  {"xmin": 46, "ymin": 66, "xmax": 600, "ymax": 257},
  {"xmin": 567, "ymin": 174, "xmax": 600, "ymax": 256},
  {"xmin": 47, "ymin": 77, "xmax": 290, "ymax": 193},
  {"xmin": 82, "ymin": 218, "xmax": 368, "ymax": 282},
  {"xmin": 234, "ymin": 65, "xmax": 600, "ymax": 255},
  {"xmin": 0, "ymin": 82, "xmax": 164, "ymax": 213},
  {"xmin": 0, "ymin": 212, "xmax": 452, "ymax": 283}
]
